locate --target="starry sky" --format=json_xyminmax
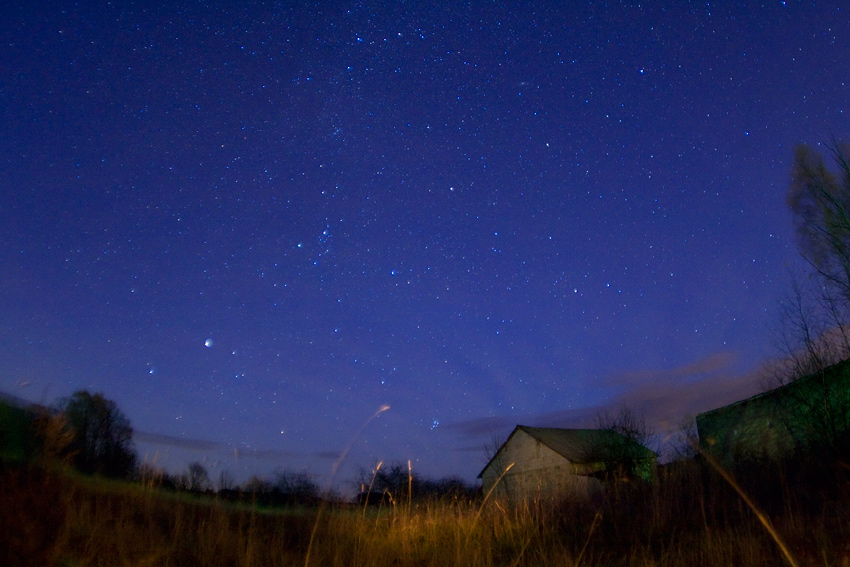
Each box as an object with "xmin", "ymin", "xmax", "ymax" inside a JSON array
[{"xmin": 2, "ymin": 1, "xmax": 848, "ymax": 488}]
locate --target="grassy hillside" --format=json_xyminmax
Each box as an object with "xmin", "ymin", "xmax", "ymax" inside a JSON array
[
  {"xmin": 3, "ymin": 392, "xmax": 850, "ymax": 566},
  {"xmin": 2, "ymin": 455, "xmax": 849, "ymax": 567}
]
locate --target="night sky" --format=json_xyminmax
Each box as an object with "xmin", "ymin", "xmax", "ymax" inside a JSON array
[{"xmin": 2, "ymin": 1, "xmax": 848, "ymax": 489}]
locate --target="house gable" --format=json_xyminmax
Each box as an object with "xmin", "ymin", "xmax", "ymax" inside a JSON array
[
  {"xmin": 478, "ymin": 425, "xmax": 656, "ymax": 501},
  {"xmin": 480, "ymin": 428, "xmax": 600, "ymax": 501}
]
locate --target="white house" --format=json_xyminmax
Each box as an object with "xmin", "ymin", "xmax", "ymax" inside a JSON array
[{"xmin": 478, "ymin": 425, "xmax": 656, "ymax": 502}]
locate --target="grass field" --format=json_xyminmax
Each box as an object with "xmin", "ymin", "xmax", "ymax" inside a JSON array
[{"xmin": 2, "ymin": 455, "xmax": 849, "ymax": 567}]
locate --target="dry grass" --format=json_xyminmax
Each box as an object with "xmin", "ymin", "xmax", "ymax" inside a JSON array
[{"xmin": 2, "ymin": 457, "xmax": 850, "ymax": 567}]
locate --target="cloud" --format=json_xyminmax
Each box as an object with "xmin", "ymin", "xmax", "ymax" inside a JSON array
[
  {"xmin": 446, "ymin": 350, "xmax": 763, "ymax": 442},
  {"xmin": 134, "ymin": 430, "xmax": 339, "ymax": 462},
  {"xmin": 135, "ymin": 431, "xmax": 220, "ymax": 451},
  {"xmin": 591, "ymin": 351, "xmax": 762, "ymax": 432},
  {"xmin": 442, "ymin": 414, "xmax": 525, "ymax": 438},
  {"xmin": 598, "ymin": 351, "xmax": 738, "ymax": 389},
  {"xmin": 234, "ymin": 447, "xmax": 338, "ymax": 463}
]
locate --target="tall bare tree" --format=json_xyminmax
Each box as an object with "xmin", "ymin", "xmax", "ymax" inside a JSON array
[
  {"xmin": 786, "ymin": 141, "xmax": 850, "ymax": 360},
  {"xmin": 767, "ymin": 141, "xmax": 850, "ymax": 384},
  {"xmin": 789, "ymin": 142, "xmax": 850, "ymax": 297}
]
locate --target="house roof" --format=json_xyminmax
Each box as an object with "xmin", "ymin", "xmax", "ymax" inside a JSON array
[{"xmin": 478, "ymin": 425, "xmax": 656, "ymax": 478}]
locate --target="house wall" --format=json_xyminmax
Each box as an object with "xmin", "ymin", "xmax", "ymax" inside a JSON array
[
  {"xmin": 696, "ymin": 395, "xmax": 795, "ymax": 464},
  {"xmin": 481, "ymin": 429, "xmax": 603, "ymax": 502}
]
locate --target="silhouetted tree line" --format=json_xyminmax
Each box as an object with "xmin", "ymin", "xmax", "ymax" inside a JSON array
[
  {"xmin": 356, "ymin": 461, "xmax": 479, "ymax": 506},
  {"xmin": 3, "ymin": 390, "xmax": 480, "ymax": 507},
  {"xmin": 0, "ymin": 389, "xmax": 137, "ymax": 479},
  {"xmin": 230, "ymin": 469, "xmax": 323, "ymax": 507}
]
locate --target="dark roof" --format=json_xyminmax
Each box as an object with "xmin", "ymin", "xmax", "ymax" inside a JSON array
[{"xmin": 478, "ymin": 425, "xmax": 656, "ymax": 478}]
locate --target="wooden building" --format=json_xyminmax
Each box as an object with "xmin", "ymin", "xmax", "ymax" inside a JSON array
[
  {"xmin": 696, "ymin": 359, "xmax": 850, "ymax": 465},
  {"xmin": 478, "ymin": 425, "xmax": 656, "ymax": 502}
]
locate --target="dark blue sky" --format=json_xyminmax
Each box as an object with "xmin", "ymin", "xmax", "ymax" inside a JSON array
[{"xmin": 2, "ymin": 1, "xmax": 848, "ymax": 487}]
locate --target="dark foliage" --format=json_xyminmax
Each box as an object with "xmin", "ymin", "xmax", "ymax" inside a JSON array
[
  {"xmin": 62, "ymin": 390, "xmax": 136, "ymax": 478},
  {"xmin": 186, "ymin": 461, "xmax": 211, "ymax": 492},
  {"xmin": 594, "ymin": 405, "xmax": 657, "ymax": 481},
  {"xmin": 238, "ymin": 470, "xmax": 323, "ymax": 507}
]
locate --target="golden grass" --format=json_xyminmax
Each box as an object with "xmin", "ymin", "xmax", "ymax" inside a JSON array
[{"xmin": 2, "ymin": 457, "xmax": 850, "ymax": 567}]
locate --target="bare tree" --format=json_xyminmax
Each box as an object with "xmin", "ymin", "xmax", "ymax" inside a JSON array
[
  {"xmin": 788, "ymin": 141, "xmax": 850, "ymax": 305},
  {"xmin": 594, "ymin": 404, "xmax": 657, "ymax": 481},
  {"xmin": 273, "ymin": 469, "xmax": 320, "ymax": 502},
  {"xmin": 666, "ymin": 416, "xmax": 700, "ymax": 461},
  {"xmin": 482, "ymin": 430, "xmax": 508, "ymax": 464},
  {"xmin": 595, "ymin": 404, "xmax": 655, "ymax": 450},
  {"xmin": 218, "ymin": 469, "xmax": 236, "ymax": 492},
  {"xmin": 186, "ymin": 461, "xmax": 211, "ymax": 492}
]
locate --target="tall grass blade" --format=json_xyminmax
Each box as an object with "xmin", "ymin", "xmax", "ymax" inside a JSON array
[{"xmin": 700, "ymin": 450, "xmax": 799, "ymax": 567}]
